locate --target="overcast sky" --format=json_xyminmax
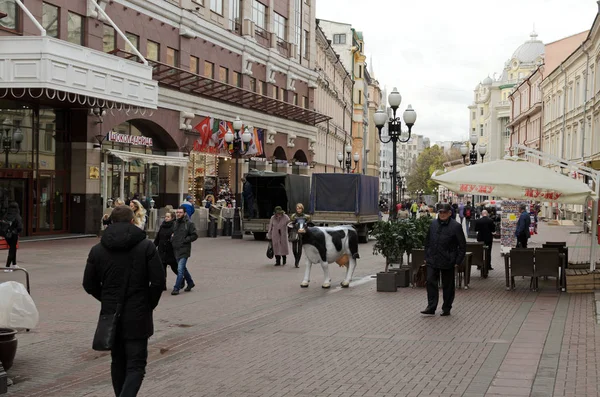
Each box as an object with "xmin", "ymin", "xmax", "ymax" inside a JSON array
[{"xmin": 317, "ymin": 0, "xmax": 597, "ymax": 144}]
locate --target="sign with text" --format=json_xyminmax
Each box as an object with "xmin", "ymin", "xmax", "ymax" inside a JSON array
[{"xmin": 107, "ymin": 131, "xmax": 153, "ymax": 147}]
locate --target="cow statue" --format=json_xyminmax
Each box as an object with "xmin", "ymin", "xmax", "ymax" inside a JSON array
[{"xmin": 289, "ymin": 217, "xmax": 359, "ymax": 289}]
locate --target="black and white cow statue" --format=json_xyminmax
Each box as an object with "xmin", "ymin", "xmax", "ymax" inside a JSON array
[{"xmin": 289, "ymin": 217, "xmax": 359, "ymax": 289}]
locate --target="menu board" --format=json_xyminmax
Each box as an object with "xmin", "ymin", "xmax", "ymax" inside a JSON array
[{"xmin": 501, "ymin": 200, "xmax": 529, "ymax": 250}]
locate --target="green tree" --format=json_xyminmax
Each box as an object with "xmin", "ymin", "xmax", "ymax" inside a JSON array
[{"xmin": 405, "ymin": 145, "xmax": 462, "ymax": 194}]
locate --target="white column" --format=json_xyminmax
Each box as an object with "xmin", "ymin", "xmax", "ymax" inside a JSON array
[
  {"xmin": 102, "ymin": 152, "xmax": 108, "ymax": 207},
  {"xmin": 119, "ymin": 162, "xmax": 125, "ymax": 200},
  {"xmin": 178, "ymin": 165, "xmax": 184, "ymax": 202}
]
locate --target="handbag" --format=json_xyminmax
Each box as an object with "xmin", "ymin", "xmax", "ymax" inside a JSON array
[
  {"xmin": 92, "ymin": 252, "xmax": 132, "ymax": 351},
  {"xmin": 266, "ymin": 241, "xmax": 274, "ymax": 259}
]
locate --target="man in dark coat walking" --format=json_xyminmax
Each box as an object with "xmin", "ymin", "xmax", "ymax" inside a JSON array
[
  {"xmin": 475, "ymin": 209, "xmax": 496, "ymax": 271},
  {"xmin": 83, "ymin": 205, "xmax": 165, "ymax": 397},
  {"xmin": 242, "ymin": 177, "xmax": 255, "ymax": 219},
  {"xmin": 421, "ymin": 203, "xmax": 466, "ymax": 316},
  {"xmin": 170, "ymin": 206, "xmax": 198, "ymax": 295},
  {"xmin": 515, "ymin": 203, "xmax": 531, "ymax": 248}
]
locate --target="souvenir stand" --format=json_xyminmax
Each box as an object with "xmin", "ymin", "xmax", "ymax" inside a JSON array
[{"xmin": 500, "ymin": 200, "xmax": 528, "ymax": 255}]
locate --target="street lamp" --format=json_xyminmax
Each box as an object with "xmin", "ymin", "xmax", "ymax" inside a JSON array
[
  {"xmin": 224, "ymin": 116, "xmax": 252, "ymax": 240},
  {"xmin": 374, "ymin": 87, "xmax": 417, "ymax": 221},
  {"xmin": 467, "ymin": 133, "xmax": 487, "ymax": 165},
  {"xmin": 417, "ymin": 189, "xmax": 424, "ymax": 202},
  {"xmin": 337, "ymin": 143, "xmax": 359, "ymax": 173},
  {"xmin": 1, "ymin": 119, "xmax": 24, "ymax": 168}
]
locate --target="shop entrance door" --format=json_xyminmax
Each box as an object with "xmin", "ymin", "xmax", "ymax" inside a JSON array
[
  {"xmin": 0, "ymin": 178, "xmax": 29, "ymax": 236},
  {"xmin": 124, "ymin": 172, "xmax": 146, "ymax": 199},
  {"xmin": 35, "ymin": 172, "xmax": 67, "ymax": 234}
]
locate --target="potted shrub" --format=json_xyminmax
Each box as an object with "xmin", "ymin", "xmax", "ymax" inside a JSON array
[{"xmin": 371, "ymin": 220, "xmax": 406, "ymax": 291}]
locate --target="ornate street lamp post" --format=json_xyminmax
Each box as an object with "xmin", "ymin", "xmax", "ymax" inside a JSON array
[
  {"xmin": 224, "ymin": 116, "xmax": 252, "ymax": 240},
  {"xmin": 374, "ymin": 87, "xmax": 417, "ymax": 221},
  {"xmin": 337, "ymin": 143, "xmax": 359, "ymax": 173},
  {"xmin": 1, "ymin": 119, "xmax": 24, "ymax": 167},
  {"xmin": 461, "ymin": 133, "xmax": 487, "ymax": 165}
]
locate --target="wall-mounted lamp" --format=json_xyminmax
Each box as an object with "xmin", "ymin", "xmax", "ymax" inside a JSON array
[
  {"xmin": 180, "ymin": 111, "xmax": 195, "ymax": 131},
  {"xmin": 93, "ymin": 133, "xmax": 107, "ymax": 149},
  {"xmin": 90, "ymin": 107, "xmax": 106, "ymax": 124}
]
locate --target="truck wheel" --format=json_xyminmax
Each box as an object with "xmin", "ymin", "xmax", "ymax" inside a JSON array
[
  {"xmin": 254, "ymin": 232, "xmax": 267, "ymax": 241},
  {"xmin": 358, "ymin": 235, "xmax": 368, "ymax": 244}
]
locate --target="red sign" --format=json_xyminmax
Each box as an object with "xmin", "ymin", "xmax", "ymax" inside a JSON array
[
  {"xmin": 459, "ymin": 184, "xmax": 495, "ymax": 194},
  {"xmin": 523, "ymin": 189, "xmax": 562, "ymax": 200}
]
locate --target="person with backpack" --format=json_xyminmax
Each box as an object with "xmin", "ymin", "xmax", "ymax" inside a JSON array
[
  {"xmin": 1, "ymin": 202, "xmax": 23, "ymax": 268},
  {"xmin": 464, "ymin": 201, "xmax": 473, "ymax": 234},
  {"xmin": 170, "ymin": 206, "xmax": 198, "ymax": 295}
]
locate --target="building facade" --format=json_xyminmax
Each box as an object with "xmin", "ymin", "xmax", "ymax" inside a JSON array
[
  {"xmin": 469, "ymin": 32, "xmax": 545, "ymax": 161},
  {"xmin": 0, "ymin": 0, "xmax": 328, "ymax": 235},
  {"xmin": 317, "ymin": 19, "xmax": 368, "ymax": 173},
  {"xmin": 365, "ymin": 62, "xmax": 381, "ymax": 177},
  {"xmin": 313, "ymin": 21, "xmax": 352, "ymax": 174}
]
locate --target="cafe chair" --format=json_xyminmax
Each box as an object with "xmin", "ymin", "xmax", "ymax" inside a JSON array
[
  {"xmin": 409, "ymin": 249, "xmax": 426, "ymax": 288},
  {"xmin": 534, "ymin": 248, "xmax": 562, "ymax": 291},
  {"xmin": 510, "ymin": 248, "xmax": 536, "ymax": 291}
]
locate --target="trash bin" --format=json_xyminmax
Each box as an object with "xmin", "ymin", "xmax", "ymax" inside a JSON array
[
  {"xmin": 222, "ymin": 219, "xmax": 232, "ymax": 236},
  {"xmin": 208, "ymin": 217, "xmax": 218, "ymax": 238}
]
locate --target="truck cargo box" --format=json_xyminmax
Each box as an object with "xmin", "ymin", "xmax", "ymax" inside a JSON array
[
  {"xmin": 245, "ymin": 170, "xmax": 310, "ymax": 218},
  {"xmin": 309, "ymin": 173, "xmax": 379, "ymax": 215}
]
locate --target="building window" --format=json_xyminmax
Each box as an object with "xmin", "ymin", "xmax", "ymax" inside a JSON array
[
  {"xmin": 42, "ymin": 2, "xmax": 59, "ymax": 38},
  {"xmin": 190, "ymin": 56, "xmax": 199, "ymax": 74},
  {"xmin": 303, "ymin": 29, "xmax": 309, "ymax": 59},
  {"xmin": 303, "ymin": 96, "xmax": 309, "ymax": 108},
  {"xmin": 480, "ymin": 108, "xmax": 483, "ymax": 116},
  {"xmin": 146, "ymin": 40, "xmax": 160, "ymax": 62},
  {"xmin": 233, "ymin": 71, "xmax": 242, "ymax": 87},
  {"xmin": 358, "ymin": 65, "xmax": 362, "ymax": 78},
  {"xmin": 252, "ymin": 0, "xmax": 266, "ymax": 30},
  {"xmin": 67, "ymin": 12, "xmax": 84, "ymax": 45},
  {"xmin": 0, "ymin": 0, "xmax": 18, "ymax": 30},
  {"xmin": 261, "ymin": 81, "xmax": 267, "ymax": 95},
  {"xmin": 249, "ymin": 77, "xmax": 256, "ymax": 92},
  {"xmin": 273, "ymin": 85, "xmax": 278, "ymax": 99},
  {"xmin": 125, "ymin": 32, "xmax": 139, "ymax": 53},
  {"xmin": 44, "ymin": 124, "xmax": 54, "ymax": 152},
  {"xmin": 273, "ymin": 12, "xmax": 286, "ymax": 40},
  {"xmin": 333, "ymin": 34, "xmax": 346, "ymax": 44},
  {"xmin": 166, "ymin": 47, "xmax": 179, "ymax": 67},
  {"xmin": 280, "ymin": 87, "xmax": 285, "ymax": 101},
  {"xmin": 204, "ymin": 61, "xmax": 214, "ymax": 78},
  {"xmin": 358, "ymin": 90, "xmax": 362, "ymax": 105},
  {"xmin": 294, "ymin": 0, "xmax": 302, "ymax": 58},
  {"xmin": 472, "ymin": 127, "xmax": 476, "ymax": 133},
  {"xmin": 219, "ymin": 66, "xmax": 228, "ymax": 83},
  {"xmin": 479, "ymin": 124, "xmax": 484, "ymax": 137},
  {"xmin": 210, "ymin": 0, "xmax": 223, "ymax": 14},
  {"xmin": 102, "ymin": 25, "xmax": 115, "ymax": 52},
  {"xmin": 229, "ymin": 0, "xmax": 241, "ymax": 31},
  {"xmin": 293, "ymin": 93, "xmax": 298, "ymax": 105}
]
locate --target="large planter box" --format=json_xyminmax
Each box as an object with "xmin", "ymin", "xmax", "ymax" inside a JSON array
[
  {"xmin": 566, "ymin": 269, "xmax": 600, "ymax": 293},
  {"xmin": 377, "ymin": 272, "xmax": 397, "ymax": 292},
  {"xmin": 391, "ymin": 268, "xmax": 410, "ymax": 288}
]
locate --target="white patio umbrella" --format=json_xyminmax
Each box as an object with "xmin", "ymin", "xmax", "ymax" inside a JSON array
[{"xmin": 431, "ymin": 156, "xmax": 595, "ymax": 204}]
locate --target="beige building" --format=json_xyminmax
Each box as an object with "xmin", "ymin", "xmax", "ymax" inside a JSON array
[
  {"xmin": 314, "ymin": 22, "xmax": 353, "ymax": 173},
  {"xmin": 365, "ymin": 61, "xmax": 382, "ymax": 177}
]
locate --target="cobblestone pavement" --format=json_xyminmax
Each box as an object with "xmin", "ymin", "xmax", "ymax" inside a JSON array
[{"xmin": 1, "ymin": 222, "xmax": 599, "ymax": 396}]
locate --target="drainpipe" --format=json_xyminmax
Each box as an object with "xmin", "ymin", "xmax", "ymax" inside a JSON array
[
  {"xmin": 582, "ymin": 47, "xmax": 590, "ymax": 163},
  {"xmin": 560, "ymin": 64, "xmax": 567, "ymax": 161},
  {"xmin": 539, "ymin": 68, "xmax": 544, "ymax": 160}
]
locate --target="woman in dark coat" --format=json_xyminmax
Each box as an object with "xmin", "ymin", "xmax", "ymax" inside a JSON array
[
  {"xmin": 153, "ymin": 211, "xmax": 179, "ymax": 290},
  {"xmin": 2, "ymin": 202, "xmax": 23, "ymax": 268}
]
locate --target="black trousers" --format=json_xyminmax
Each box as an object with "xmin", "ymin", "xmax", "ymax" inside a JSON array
[
  {"xmin": 292, "ymin": 239, "xmax": 302, "ymax": 266},
  {"xmin": 5, "ymin": 235, "xmax": 18, "ymax": 267},
  {"xmin": 426, "ymin": 266, "xmax": 455, "ymax": 313},
  {"xmin": 111, "ymin": 336, "xmax": 148, "ymax": 397},
  {"xmin": 484, "ymin": 242, "xmax": 493, "ymax": 270},
  {"xmin": 516, "ymin": 235, "xmax": 528, "ymax": 248}
]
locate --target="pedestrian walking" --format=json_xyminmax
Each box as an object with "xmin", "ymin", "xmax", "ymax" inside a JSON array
[
  {"xmin": 464, "ymin": 201, "xmax": 473, "ymax": 234},
  {"xmin": 170, "ymin": 206, "xmax": 198, "ymax": 295},
  {"xmin": 410, "ymin": 201, "xmax": 418, "ymax": 218},
  {"xmin": 267, "ymin": 206, "xmax": 290, "ymax": 266},
  {"xmin": 83, "ymin": 205, "xmax": 165, "ymax": 397},
  {"xmin": 1, "ymin": 202, "xmax": 23, "ymax": 268},
  {"xmin": 475, "ymin": 210, "xmax": 495, "ymax": 271},
  {"xmin": 129, "ymin": 200, "xmax": 147, "ymax": 230},
  {"xmin": 421, "ymin": 203, "xmax": 466, "ymax": 317},
  {"xmin": 515, "ymin": 204, "xmax": 531, "ymax": 248},
  {"xmin": 154, "ymin": 211, "xmax": 179, "ymax": 291},
  {"xmin": 103, "ymin": 198, "xmax": 125, "ymax": 227},
  {"xmin": 458, "ymin": 202, "xmax": 465, "ymax": 224},
  {"xmin": 290, "ymin": 203, "xmax": 311, "ymax": 268},
  {"xmin": 180, "ymin": 196, "xmax": 195, "ymax": 218}
]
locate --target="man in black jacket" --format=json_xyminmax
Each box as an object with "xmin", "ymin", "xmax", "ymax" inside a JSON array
[
  {"xmin": 421, "ymin": 203, "xmax": 466, "ymax": 316},
  {"xmin": 171, "ymin": 206, "xmax": 199, "ymax": 295},
  {"xmin": 83, "ymin": 205, "xmax": 165, "ymax": 397},
  {"xmin": 475, "ymin": 210, "xmax": 496, "ymax": 271},
  {"xmin": 515, "ymin": 204, "xmax": 531, "ymax": 248}
]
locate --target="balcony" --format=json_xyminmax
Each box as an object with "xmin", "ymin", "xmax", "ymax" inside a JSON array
[{"xmin": 0, "ymin": 36, "xmax": 157, "ymax": 108}]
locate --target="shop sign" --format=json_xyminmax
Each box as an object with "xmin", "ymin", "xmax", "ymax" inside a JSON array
[
  {"xmin": 89, "ymin": 166, "xmax": 100, "ymax": 179},
  {"xmin": 107, "ymin": 130, "xmax": 153, "ymax": 147}
]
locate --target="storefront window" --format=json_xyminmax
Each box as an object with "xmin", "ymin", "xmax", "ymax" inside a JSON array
[
  {"xmin": 0, "ymin": 102, "xmax": 34, "ymax": 170},
  {"xmin": 42, "ymin": 2, "xmax": 59, "ymax": 39}
]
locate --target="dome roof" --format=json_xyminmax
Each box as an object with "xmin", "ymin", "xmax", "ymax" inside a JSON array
[
  {"xmin": 511, "ymin": 32, "xmax": 544, "ymax": 63},
  {"xmin": 482, "ymin": 76, "xmax": 493, "ymax": 85}
]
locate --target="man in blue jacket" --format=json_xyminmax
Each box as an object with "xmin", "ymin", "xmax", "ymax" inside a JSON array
[
  {"xmin": 421, "ymin": 203, "xmax": 466, "ymax": 317},
  {"xmin": 180, "ymin": 196, "xmax": 195, "ymax": 218},
  {"xmin": 515, "ymin": 204, "xmax": 531, "ymax": 248}
]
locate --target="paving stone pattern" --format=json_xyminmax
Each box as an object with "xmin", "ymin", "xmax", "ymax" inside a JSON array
[{"xmin": 2, "ymin": 223, "xmax": 599, "ymax": 396}]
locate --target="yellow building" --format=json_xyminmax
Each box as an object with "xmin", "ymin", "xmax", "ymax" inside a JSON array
[
  {"xmin": 366, "ymin": 58, "xmax": 382, "ymax": 177},
  {"xmin": 351, "ymin": 30, "xmax": 367, "ymax": 173}
]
